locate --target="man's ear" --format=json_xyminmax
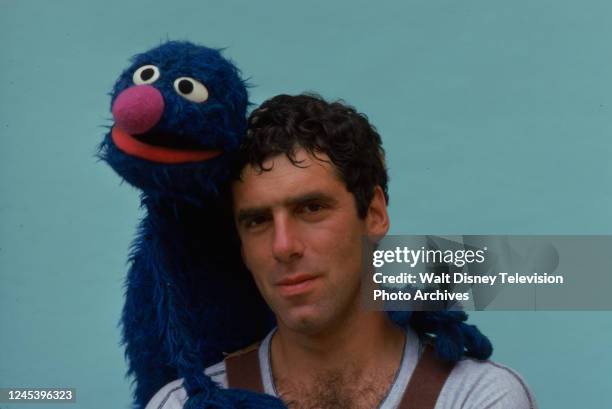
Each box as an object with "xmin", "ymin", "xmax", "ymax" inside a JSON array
[{"xmin": 365, "ymin": 186, "xmax": 390, "ymax": 240}]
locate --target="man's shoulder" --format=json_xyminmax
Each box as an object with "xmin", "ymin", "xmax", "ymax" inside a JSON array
[
  {"xmin": 438, "ymin": 356, "xmax": 538, "ymax": 409},
  {"xmin": 144, "ymin": 334, "xmax": 271, "ymax": 409},
  {"xmin": 143, "ymin": 362, "xmax": 228, "ymax": 409},
  {"xmin": 205, "ymin": 359, "xmax": 229, "ymax": 387},
  {"xmin": 143, "ymin": 378, "xmax": 187, "ymax": 409}
]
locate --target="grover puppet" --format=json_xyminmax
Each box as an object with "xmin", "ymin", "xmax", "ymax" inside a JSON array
[
  {"xmin": 100, "ymin": 41, "xmax": 493, "ymax": 409},
  {"xmin": 99, "ymin": 41, "xmax": 284, "ymax": 409}
]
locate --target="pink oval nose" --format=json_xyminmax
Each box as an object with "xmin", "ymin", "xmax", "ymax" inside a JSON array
[{"xmin": 112, "ymin": 85, "xmax": 165, "ymax": 134}]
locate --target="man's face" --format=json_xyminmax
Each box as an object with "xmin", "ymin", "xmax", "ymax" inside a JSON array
[{"xmin": 232, "ymin": 149, "xmax": 387, "ymax": 335}]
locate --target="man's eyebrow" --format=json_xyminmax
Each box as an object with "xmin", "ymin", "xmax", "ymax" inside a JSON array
[
  {"xmin": 285, "ymin": 191, "xmax": 337, "ymax": 207},
  {"xmin": 235, "ymin": 191, "xmax": 337, "ymax": 223},
  {"xmin": 236, "ymin": 207, "xmax": 269, "ymax": 224}
]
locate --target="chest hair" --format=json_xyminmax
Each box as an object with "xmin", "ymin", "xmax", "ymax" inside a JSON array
[{"xmin": 274, "ymin": 365, "xmax": 397, "ymax": 409}]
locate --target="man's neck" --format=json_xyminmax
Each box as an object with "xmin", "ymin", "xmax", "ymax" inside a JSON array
[{"xmin": 271, "ymin": 311, "xmax": 405, "ymax": 382}]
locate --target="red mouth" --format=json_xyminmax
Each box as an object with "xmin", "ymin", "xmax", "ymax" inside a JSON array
[
  {"xmin": 276, "ymin": 274, "xmax": 320, "ymax": 297},
  {"xmin": 111, "ymin": 126, "xmax": 222, "ymax": 164}
]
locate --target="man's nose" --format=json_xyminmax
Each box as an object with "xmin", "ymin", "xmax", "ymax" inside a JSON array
[{"xmin": 271, "ymin": 215, "xmax": 304, "ymax": 263}]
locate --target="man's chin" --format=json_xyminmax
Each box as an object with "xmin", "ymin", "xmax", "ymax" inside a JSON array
[{"xmin": 277, "ymin": 306, "xmax": 331, "ymax": 335}]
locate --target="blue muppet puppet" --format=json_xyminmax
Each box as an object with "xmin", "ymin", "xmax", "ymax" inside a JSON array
[
  {"xmin": 99, "ymin": 41, "xmax": 284, "ymax": 409},
  {"xmin": 100, "ymin": 41, "xmax": 492, "ymax": 409}
]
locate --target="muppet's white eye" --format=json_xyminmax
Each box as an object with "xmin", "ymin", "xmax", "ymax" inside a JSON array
[
  {"xmin": 133, "ymin": 65, "xmax": 160, "ymax": 85},
  {"xmin": 173, "ymin": 77, "xmax": 209, "ymax": 103}
]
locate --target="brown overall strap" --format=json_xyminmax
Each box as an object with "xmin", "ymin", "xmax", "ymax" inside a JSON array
[
  {"xmin": 398, "ymin": 343, "xmax": 455, "ymax": 409},
  {"xmin": 224, "ymin": 342, "xmax": 264, "ymax": 393}
]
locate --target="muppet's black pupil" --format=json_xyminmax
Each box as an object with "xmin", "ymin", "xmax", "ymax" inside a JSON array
[
  {"xmin": 141, "ymin": 68, "xmax": 154, "ymax": 81},
  {"xmin": 179, "ymin": 79, "xmax": 193, "ymax": 94}
]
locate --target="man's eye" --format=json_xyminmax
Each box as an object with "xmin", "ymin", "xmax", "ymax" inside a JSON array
[
  {"xmin": 298, "ymin": 202, "xmax": 327, "ymax": 216},
  {"xmin": 304, "ymin": 203, "xmax": 323, "ymax": 212},
  {"xmin": 244, "ymin": 216, "xmax": 268, "ymax": 229}
]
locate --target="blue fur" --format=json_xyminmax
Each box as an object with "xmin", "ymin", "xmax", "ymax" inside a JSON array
[
  {"xmin": 99, "ymin": 41, "xmax": 279, "ymax": 409},
  {"xmin": 100, "ymin": 41, "xmax": 492, "ymax": 409},
  {"xmin": 100, "ymin": 41, "xmax": 248, "ymax": 202},
  {"xmin": 407, "ymin": 311, "xmax": 493, "ymax": 362}
]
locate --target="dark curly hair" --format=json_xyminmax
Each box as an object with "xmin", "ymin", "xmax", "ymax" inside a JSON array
[{"xmin": 236, "ymin": 93, "xmax": 389, "ymax": 218}]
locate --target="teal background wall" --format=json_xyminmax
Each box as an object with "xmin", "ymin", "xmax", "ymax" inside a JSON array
[{"xmin": 1, "ymin": 0, "xmax": 611, "ymax": 407}]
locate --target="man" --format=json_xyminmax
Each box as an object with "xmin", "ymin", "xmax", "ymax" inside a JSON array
[{"xmin": 146, "ymin": 94, "xmax": 537, "ymax": 409}]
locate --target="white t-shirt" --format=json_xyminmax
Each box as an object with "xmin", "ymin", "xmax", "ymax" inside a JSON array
[{"xmin": 145, "ymin": 327, "xmax": 538, "ymax": 409}]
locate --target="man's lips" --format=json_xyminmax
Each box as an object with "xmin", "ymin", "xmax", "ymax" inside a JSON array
[
  {"xmin": 276, "ymin": 274, "xmax": 320, "ymax": 297},
  {"xmin": 111, "ymin": 126, "xmax": 223, "ymax": 164}
]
